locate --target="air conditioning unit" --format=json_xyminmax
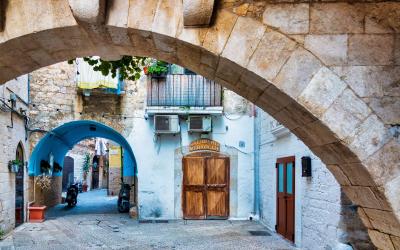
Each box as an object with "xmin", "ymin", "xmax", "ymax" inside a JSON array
[
  {"xmin": 188, "ymin": 116, "xmax": 212, "ymax": 132},
  {"xmin": 154, "ymin": 115, "xmax": 180, "ymax": 134}
]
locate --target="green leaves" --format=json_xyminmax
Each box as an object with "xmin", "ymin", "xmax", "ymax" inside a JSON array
[
  {"xmin": 147, "ymin": 60, "xmax": 168, "ymax": 75},
  {"xmin": 69, "ymin": 56, "xmax": 150, "ymax": 81}
]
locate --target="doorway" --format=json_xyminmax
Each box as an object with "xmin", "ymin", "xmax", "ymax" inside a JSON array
[
  {"xmin": 182, "ymin": 153, "xmax": 229, "ymax": 219},
  {"xmin": 62, "ymin": 156, "xmax": 74, "ymax": 192},
  {"xmin": 15, "ymin": 143, "xmax": 24, "ymax": 227},
  {"xmin": 276, "ymin": 156, "xmax": 295, "ymax": 242}
]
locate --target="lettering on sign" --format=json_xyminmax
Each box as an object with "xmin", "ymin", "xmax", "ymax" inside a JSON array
[{"xmin": 189, "ymin": 139, "xmax": 220, "ymax": 152}]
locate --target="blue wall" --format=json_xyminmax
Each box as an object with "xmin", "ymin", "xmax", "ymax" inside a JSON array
[{"xmin": 29, "ymin": 120, "xmax": 137, "ymax": 177}]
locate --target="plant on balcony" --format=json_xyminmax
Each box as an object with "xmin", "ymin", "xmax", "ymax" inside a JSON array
[
  {"xmin": 82, "ymin": 153, "xmax": 90, "ymax": 179},
  {"xmin": 146, "ymin": 60, "xmax": 168, "ymax": 76},
  {"xmin": 40, "ymin": 160, "xmax": 51, "ymax": 174},
  {"xmin": 68, "ymin": 56, "xmax": 148, "ymax": 81},
  {"xmin": 8, "ymin": 159, "xmax": 22, "ymax": 173},
  {"xmin": 53, "ymin": 162, "xmax": 62, "ymax": 173}
]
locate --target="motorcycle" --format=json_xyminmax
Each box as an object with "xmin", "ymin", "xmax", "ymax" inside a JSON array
[
  {"xmin": 65, "ymin": 183, "xmax": 78, "ymax": 207},
  {"xmin": 117, "ymin": 183, "xmax": 131, "ymax": 213}
]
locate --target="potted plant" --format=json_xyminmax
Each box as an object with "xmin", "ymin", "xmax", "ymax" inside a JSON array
[
  {"xmin": 147, "ymin": 60, "xmax": 168, "ymax": 77},
  {"xmin": 82, "ymin": 153, "xmax": 90, "ymax": 192},
  {"xmin": 40, "ymin": 160, "xmax": 51, "ymax": 174},
  {"xmin": 8, "ymin": 160, "xmax": 22, "ymax": 173},
  {"xmin": 29, "ymin": 174, "xmax": 51, "ymax": 222},
  {"xmin": 53, "ymin": 162, "xmax": 62, "ymax": 173}
]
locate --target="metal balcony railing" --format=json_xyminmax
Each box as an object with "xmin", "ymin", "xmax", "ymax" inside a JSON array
[{"xmin": 147, "ymin": 75, "xmax": 222, "ymax": 107}]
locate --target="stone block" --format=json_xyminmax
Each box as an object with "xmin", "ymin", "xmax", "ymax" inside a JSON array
[
  {"xmin": 365, "ymin": 3, "xmax": 400, "ymax": 34},
  {"xmin": 391, "ymin": 235, "xmax": 400, "ymax": 250},
  {"xmin": 396, "ymin": 35, "xmax": 400, "ymax": 66},
  {"xmin": 202, "ymin": 10, "xmax": 238, "ymax": 55},
  {"xmin": 310, "ymin": 142, "xmax": 359, "ymax": 166},
  {"xmin": 177, "ymin": 42, "xmax": 201, "ymax": 73},
  {"xmin": 321, "ymin": 89, "xmax": 371, "ymax": 141},
  {"xmin": 107, "ymin": 0, "xmax": 129, "ymax": 27},
  {"xmin": 342, "ymin": 186, "xmax": 391, "ymax": 211},
  {"xmin": 331, "ymin": 66, "xmax": 388, "ymax": 98},
  {"xmin": 310, "ymin": 3, "xmax": 364, "ymax": 34},
  {"xmin": 68, "ymin": 0, "xmax": 106, "ymax": 24},
  {"xmin": 348, "ymin": 115, "xmax": 391, "ymax": 161},
  {"xmin": 365, "ymin": 97, "xmax": 400, "ymax": 125},
  {"xmin": 222, "ymin": 16, "xmax": 265, "ymax": 68},
  {"xmin": 293, "ymin": 120, "xmax": 339, "ymax": 147},
  {"xmin": 183, "ymin": 0, "xmax": 214, "ymax": 27},
  {"xmin": 255, "ymin": 84, "xmax": 292, "ymax": 116},
  {"xmin": 215, "ymin": 57, "xmax": 244, "ymax": 85},
  {"xmin": 247, "ymin": 29, "xmax": 297, "ymax": 82},
  {"xmin": 274, "ymin": 48, "xmax": 323, "ymax": 100},
  {"xmin": 340, "ymin": 163, "xmax": 376, "ymax": 187},
  {"xmin": 262, "ymin": 4, "xmax": 309, "ymax": 34},
  {"xmin": 349, "ymin": 34, "xmax": 394, "ymax": 66},
  {"xmin": 238, "ymin": 70, "xmax": 270, "ymax": 97},
  {"xmin": 176, "ymin": 21, "xmax": 208, "ymax": 46},
  {"xmin": 304, "ymin": 35, "xmax": 347, "ymax": 66},
  {"xmin": 152, "ymin": 0, "xmax": 181, "ymax": 37},
  {"xmin": 128, "ymin": 0, "xmax": 159, "ymax": 31},
  {"xmin": 357, "ymin": 207, "xmax": 373, "ymax": 229},
  {"xmin": 368, "ymin": 230, "xmax": 395, "ymax": 250},
  {"xmin": 299, "ymin": 67, "xmax": 347, "ymax": 118},
  {"xmin": 364, "ymin": 208, "xmax": 400, "ymax": 237},
  {"xmin": 325, "ymin": 165, "xmax": 351, "ymax": 186},
  {"xmin": 364, "ymin": 139, "xmax": 400, "ymax": 186}
]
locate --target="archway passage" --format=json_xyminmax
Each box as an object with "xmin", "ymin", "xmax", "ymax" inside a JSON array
[
  {"xmin": 0, "ymin": 1, "xmax": 399, "ymax": 248},
  {"xmin": 29, "ymin": 120, "xmax": 137, "ymax": 178}
]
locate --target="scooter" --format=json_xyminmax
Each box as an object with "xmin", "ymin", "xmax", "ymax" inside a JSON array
[
  {"xmin": 117, "ymin": 183, "xmax": 131, "ymax": 213},
  {"xmin": 65, "ymin": 183, "xmax": 78, "ymax": 207}
]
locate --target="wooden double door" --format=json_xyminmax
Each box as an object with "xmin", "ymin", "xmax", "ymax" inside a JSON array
[
  {"xmin": 182, "ymin": 153, "xmax": 229, "ymax": 219},
  {"xmin": 276, "ymin": 156, "xmax": 295, "ymax": 242}
]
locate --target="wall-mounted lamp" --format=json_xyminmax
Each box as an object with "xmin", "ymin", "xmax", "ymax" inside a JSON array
[{"xmin": 301, "ymin": 156, "xmax": 312, "ymax": 177}]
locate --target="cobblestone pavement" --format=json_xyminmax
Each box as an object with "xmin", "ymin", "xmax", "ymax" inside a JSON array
[{"xmin": 0, "ymin": 190, "xmax": 296, "ymax": 250}]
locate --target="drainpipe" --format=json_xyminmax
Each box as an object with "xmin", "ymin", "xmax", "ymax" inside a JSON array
[{"xmin": 253, "ymin": 106, "xmax": 260, "ymax": 217}]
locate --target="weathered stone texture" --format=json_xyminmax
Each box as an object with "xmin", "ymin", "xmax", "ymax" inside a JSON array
[
  {"xmin": 368, "ymin": 230, "xmax": 395, "ymax": 250},
  {"xmin": 310, "ymin": 3, "xmax": 364, "ymax": 34},
  {"xmin": 262, "ymin": 4, "xmax": 309, "ymax": 34},
  {"xmin": 304, "ymin": 35, "xmax": 347, "ymax": 66},
  {"xmin": 321, "ymin": 89, "xmax": 371, "ymax": 141},
  {"xmin": 222, "ymin": 16, "xmax": 265, "ymax": 68},
  {"xmin": 274, "ymin": 49, "xmax": 322, "ymax": 99},
  {"xmin": 247, "ymin": 29, "xmax": 297, "ymax": 82},
  {"xmin": 349, "ymin": 34, "xmax": 395, "ymax": 66},
  {"xmin": 299, "ymin": 67, "xmax": 347, "ymax": 118}
]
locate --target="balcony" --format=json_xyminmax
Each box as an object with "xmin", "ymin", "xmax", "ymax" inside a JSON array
[{"xmin": 146, "ymin": 74, "xmax": 223, "ymax": 115}]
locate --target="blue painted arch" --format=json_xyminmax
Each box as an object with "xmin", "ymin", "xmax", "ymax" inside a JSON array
[{"xmin": 29, "ymin": 120, "xmax": 137, "ymax": 177}]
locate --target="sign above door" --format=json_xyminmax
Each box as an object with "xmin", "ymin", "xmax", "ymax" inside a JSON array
[{"xmin": 189, "ymin": 139, "xmax": 220, "ymax": 152}]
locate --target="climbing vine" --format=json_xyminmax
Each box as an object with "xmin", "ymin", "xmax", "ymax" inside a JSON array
[{"xmin": 68, "ymin": 56, "xmax": 169, "ymax": 81}]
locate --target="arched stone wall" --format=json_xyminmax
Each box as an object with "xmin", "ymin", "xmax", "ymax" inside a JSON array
[{"xmin": 0, "ymin": 0, "xmax": 399, "ymax": 248}]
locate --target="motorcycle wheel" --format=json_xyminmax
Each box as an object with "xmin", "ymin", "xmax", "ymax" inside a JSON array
[{"xmin": 118, "ymin": 201, "xmax": 129, "ymax": 213}]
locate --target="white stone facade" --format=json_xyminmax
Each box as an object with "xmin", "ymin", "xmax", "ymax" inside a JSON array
[
  {"xmin": 0, "ymin": 76, "xmax": 30, "ymax": 233},
  {"xmin": 256, "ymin": 108, "xmax": 371, "ymax": 249}
]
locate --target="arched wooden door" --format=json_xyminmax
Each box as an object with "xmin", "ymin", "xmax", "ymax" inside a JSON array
[
  {"xmin": 15, "ymin": 143, "xmax": 24, "ymax": 227},
  {"xmin": 182, "ymin": 152, "xmax": 229, "ymax": 220}
]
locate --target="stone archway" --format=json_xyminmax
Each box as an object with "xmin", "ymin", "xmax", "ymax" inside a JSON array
[{"xmin": 0, "ymin": 1, "xmax": 399, "ymax": 248}]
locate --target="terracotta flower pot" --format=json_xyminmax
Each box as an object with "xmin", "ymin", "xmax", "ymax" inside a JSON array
[
  {"xmin": 82, "ymin": 184, "xmax": 88, "ymax": 192},
  {"xmin": 28, "ymin": 205, "xmax": 47, "ymax": 223}
]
